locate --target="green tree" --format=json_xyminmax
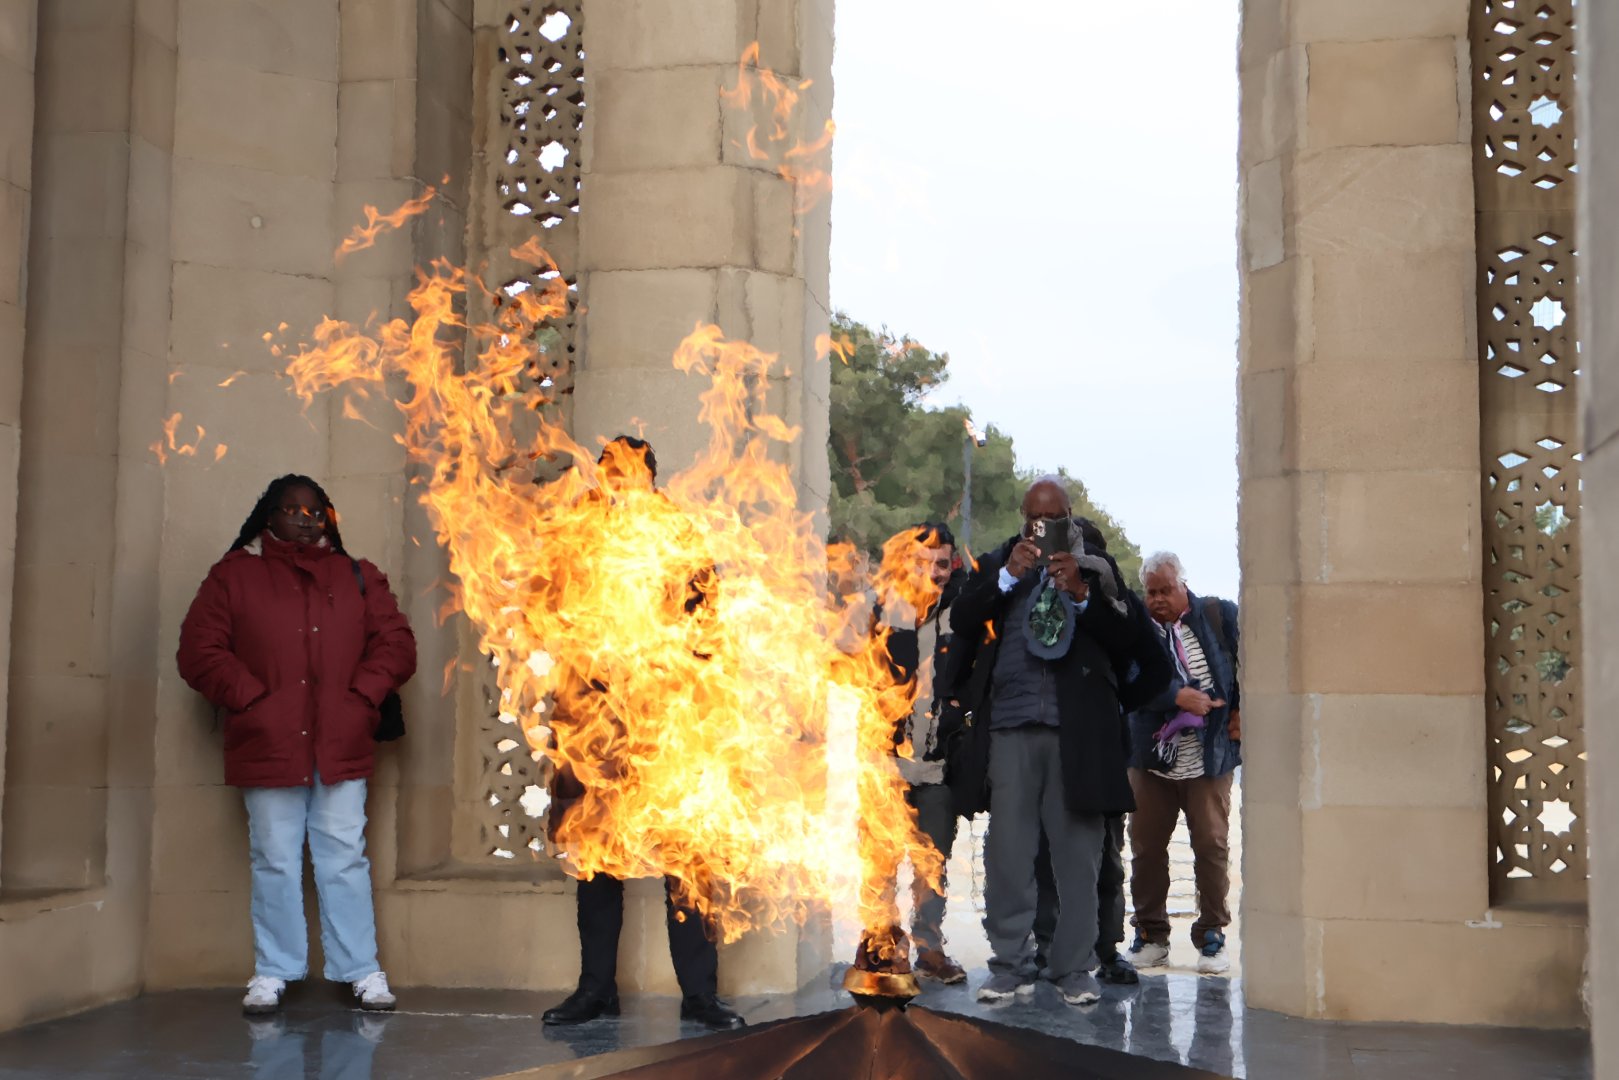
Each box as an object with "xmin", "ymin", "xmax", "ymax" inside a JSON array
[{"xmin": 826, "ymin": 313, "xmax": 1141, "ymax": 585}]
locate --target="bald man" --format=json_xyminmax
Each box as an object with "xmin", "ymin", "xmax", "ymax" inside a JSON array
[{"xmin": 947, "ymin": 478, "xmax": 1168, "ymax": 1007}]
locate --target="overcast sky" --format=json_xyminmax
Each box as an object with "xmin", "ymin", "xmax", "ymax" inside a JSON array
[{"xmin": 828, "ymin": 0, "xmax": 1242, "ymax": 600}]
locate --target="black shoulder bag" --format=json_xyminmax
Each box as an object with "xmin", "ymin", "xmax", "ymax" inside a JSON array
[{"xmin": 350, "ymin": 560, "xmax": 406, "ymax": 742}]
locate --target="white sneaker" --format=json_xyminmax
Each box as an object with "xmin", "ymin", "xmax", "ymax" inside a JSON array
[
  {"xmin": 1197, "ymin": 932, "xmax": 1232, "ymax": 975},
  {"xmin": 353, "ymin": 1013, "xmax": 391, "ymax": 1043},
  {"xmin": 242, "ymin": 975, "xmax": 286, "ymax": 1015},
  {"xmin": 245, "ymin": 1016, "xmax": 287, "ymax": 1041},
  {"xmin": 353, "ymin": 971, "xmax": 397, "ymax": 1011},
  {"xmin": 1128, "ymin": 938, "xmax": 1170, "ymax": 969}
]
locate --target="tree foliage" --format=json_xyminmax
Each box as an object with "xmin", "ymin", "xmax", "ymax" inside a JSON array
[{"xmin": 826, "ymin": 313, "xmax": 1141, "ymax": 585}]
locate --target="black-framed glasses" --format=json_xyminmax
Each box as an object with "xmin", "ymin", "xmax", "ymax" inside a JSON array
[{"xmin": 277, "ymin": 505, "xmax": 327, "ymax": 526}]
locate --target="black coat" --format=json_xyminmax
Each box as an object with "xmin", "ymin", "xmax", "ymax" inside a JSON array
[{"xmin": 938, "ymin": 535, "xmax": 1173, "ymax": 817}]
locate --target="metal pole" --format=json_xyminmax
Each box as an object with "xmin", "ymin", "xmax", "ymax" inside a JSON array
[{"xmin": 961, "ymin": 433, "xmax": 973, "ymax": 553}]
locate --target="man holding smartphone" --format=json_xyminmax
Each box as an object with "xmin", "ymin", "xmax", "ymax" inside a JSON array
[{"xmin": 946, "ymin": 477, "xmax": 1167, "ymax": 1007}]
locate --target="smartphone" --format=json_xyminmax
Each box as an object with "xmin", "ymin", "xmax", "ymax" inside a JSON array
[{"xmin": 1029, "ymin": 517, "xmax": 1070, "ymax": 566}]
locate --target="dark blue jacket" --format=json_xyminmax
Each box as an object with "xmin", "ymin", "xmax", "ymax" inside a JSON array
[{"xmin": 1128, "ymin": 591, "xmax": 1241, "ymax": 777}]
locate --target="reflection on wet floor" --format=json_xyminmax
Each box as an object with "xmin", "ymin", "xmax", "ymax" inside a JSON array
[
  {"xmin": 0, "ymin": 973, "xmax": 1590, "ymax": 1080},
  {"xmin": 240, "ymin": 1013, "xmax": 388, "ymax": 1080}
]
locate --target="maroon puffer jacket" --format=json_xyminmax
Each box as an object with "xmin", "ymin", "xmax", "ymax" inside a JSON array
[{"xmin": 177, "ymin": 533, "xmax": 418, "ymax": 788}]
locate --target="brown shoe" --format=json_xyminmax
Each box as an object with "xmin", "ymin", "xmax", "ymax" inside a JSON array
[{"xmin": 915, "ymin": 950, "xmax": 967, "ymax": 984}]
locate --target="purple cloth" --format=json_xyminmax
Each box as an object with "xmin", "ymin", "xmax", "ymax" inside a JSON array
[{"xmin": 1155, "ymin": 710, "xmax": 1206, "ymax": 745}]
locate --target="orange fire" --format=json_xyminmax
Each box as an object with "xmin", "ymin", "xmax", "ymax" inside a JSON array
[
  {"xmin": 150, "ymin": 411, "xmax": 217, "ymax": 465},
  {"xmin": 722, "ymin": 42, "xmax": 836, "ymax": 215},
  {"xmin": 278, "ymin": 223, "xmax": 939, "ymax": 951},
  {"xmin": 335, "ymin": 186, "xmax": 437, "ymax": 262},
  {"xmin": 814, "ymin": 331, "xmax": 856, "ymax": 366}
]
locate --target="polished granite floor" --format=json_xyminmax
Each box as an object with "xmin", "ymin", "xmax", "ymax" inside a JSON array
[{"xmin": 0, "ymin": 968, "xmax": 1591, "ymax": 1079}]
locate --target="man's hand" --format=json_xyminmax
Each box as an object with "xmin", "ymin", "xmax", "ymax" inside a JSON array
[
  {"xmin": 1174, "ymin": 686, "xmax": 1226, "ymax": 717},
  {"xmin": 1005, "ymin": 538, "xmax": 1042, "ymax": 580},
  {"xmin": 1229, "ymin": 707, "xmax": 1242, "ymax": 742},
  {"xmin": 1047, "ymin": 552, "xmax": 1090, "ymax": 602}
]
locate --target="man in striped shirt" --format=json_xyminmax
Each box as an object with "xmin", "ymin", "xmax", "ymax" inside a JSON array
[{"xmin": 1125, "ymin": 552, "xmax": 1242, "ymax": 976}]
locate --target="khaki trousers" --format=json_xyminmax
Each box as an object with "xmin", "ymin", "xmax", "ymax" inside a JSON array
[{"xmin": 1127, "ymin": 767, "xmax": 1234, "ymax": 946}]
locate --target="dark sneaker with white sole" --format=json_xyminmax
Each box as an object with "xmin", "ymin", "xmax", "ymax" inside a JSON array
[
  {"xmin": 1056, "ymin": 971, "xmax": 1102, "ymax": 1006},
  {"xmin": 1096, "ymin": 953, "xmax": 1140, "ymax": 985},
  {"xmin": 1197, "ymin": 931, "xmax": 1231, "ymax": 975},
  {"xmin": 976, "ymin": 972, "xmax": 1035, "ymax": 1003}
]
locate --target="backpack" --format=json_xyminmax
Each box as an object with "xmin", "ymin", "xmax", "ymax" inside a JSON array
[{"xmin": 1202, "ymin": 598, "xmax": 1238, "ymax": 670}]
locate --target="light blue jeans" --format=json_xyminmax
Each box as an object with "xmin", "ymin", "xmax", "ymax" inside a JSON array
[{"xmin": 243, "ymin": 769, "xmax": 380, "ymax": 983}]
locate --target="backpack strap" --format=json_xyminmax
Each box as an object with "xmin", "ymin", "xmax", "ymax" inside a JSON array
[
  {"xmin": 349, "ymin": 558, "xmax": 367, "ymax": 597},
  {"xmin": 1203, "ymin": 596, "xmax": 1238, "ymax": 675}
]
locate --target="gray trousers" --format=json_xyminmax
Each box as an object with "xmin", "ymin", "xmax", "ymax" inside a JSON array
[
  {"xmin": 1034, "ymin": 812, "xmax": 1127, "ymax": 966},
  {"xmin": 908, "ymin": 782, "xmax": 959, "ymax": 954},
  {"xmin": 984, "ymin": 727, "xmax": 1106, "ymax": 980}
]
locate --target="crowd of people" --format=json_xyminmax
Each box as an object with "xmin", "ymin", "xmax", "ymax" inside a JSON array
[
  {"xmin": 862, "ymin": 476, "xmax": 1243, "ymax": 1007},
  {"xmin": 174, "ymin": 445, "xmax": 1240, "ymax": 1026}
]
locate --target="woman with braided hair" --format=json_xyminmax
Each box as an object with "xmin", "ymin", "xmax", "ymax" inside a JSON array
[{"xmin": 178, "ymin": 474, "xmax": 417, "ymax": 1015}]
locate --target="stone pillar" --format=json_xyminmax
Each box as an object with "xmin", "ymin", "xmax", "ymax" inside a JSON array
[
  {"xmin": 576, "ymin": 0, "xmax": 832, "ymax": 507},
  {"xmin": 1, "ymin": 0, "xmax": 136, "ymax": 897},
  {"xmin": 0, "ymin": 0, "xmax": 172, "ymax": 1030},
  {"xmin": 0, "ymin": 0, "xmax": 33, "ymax": 880},
  {"xmin": 1578, "ymin": 2, "xmax": 1619, "ymax": 1068},
  {"xmin": 331, "ymin": 0, "xmax": 472, "ymax": 898},
  {"xmin": 1238, "ymin": 0, "xmax": 1583, "ymax": 1026},
  {"xmin": 565, "ymin": 0, "xmax": 834, "ymax": 996}
]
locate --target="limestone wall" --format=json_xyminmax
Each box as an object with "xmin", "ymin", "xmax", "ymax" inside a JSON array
[
  {"xmin": 573, "ymin": 0, "xmax": 833, "ymax": 511},
  {"xmin": 1238, "ymin": 0, "xmax": 1585, "ymax": 1027},
  {"xmin": 0, "ymin": 0, "xmax": 31, "ymax": 880},
  {"xmin": 0, "ymin": 0, "xmax": 167, "ymax": 1033}
]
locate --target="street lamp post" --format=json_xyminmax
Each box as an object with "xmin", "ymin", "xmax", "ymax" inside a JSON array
[{"xmin": 962, "ymin": 418, "xmax": 986, "ymax": 552}]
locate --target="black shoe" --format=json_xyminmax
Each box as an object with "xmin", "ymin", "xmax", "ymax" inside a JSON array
[
  {"xmin": 1096, "ymin": 954, "xmax": 1140, "ymax": 985},
  {"xmin": 542, "ymin": 987, "xmax": 620, "ymax": 1025},
  {"xmin": 680, "ymin": 993, "xmax": 746, "ymax": 1031}
]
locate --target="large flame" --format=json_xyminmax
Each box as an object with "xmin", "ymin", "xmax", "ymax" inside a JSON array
[
  {"xmin": 279, "ymin": 226, "xmax": 940, "ymax": 951},
  {"xmin": 270, "ymin": 40, "xmax": 936, "ymax": 961}
]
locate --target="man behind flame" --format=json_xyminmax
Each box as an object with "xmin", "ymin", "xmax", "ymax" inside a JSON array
[
  {"xmin": 942, "ymin": 477, "xmax": 1170, "ymax": 1007},
  {"xmin": 868, "ymin": 523, "xmax": 970, "ymax": 984},
  {"xmin": 540, "ymin": 436, "xmax": 746, "ymax": 1032}
]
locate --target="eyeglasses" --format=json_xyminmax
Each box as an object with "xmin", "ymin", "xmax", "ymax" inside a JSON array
[{"xmin": 277, "ymin": 505, "xmax": 327, "ymax": 525}]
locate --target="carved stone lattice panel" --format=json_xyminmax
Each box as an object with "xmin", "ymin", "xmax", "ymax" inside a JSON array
[
  {"xmin": 478, "ymin": 656, "xmax": 553, "ymax": 862},
  {"xmin": 1475, "ymin": 0, "xmax": 1576, "ymax": 209},
  {"xmin": 1473, "ymin": 0, "xmax": 1585, "ymax": 902},
  {"xmin": 464, "ymin": 1, "xmax": 587, "ymax": 863},
  {"xmin": 473, "ymin": 2, "xmax": 584, "ymax": 397}
]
